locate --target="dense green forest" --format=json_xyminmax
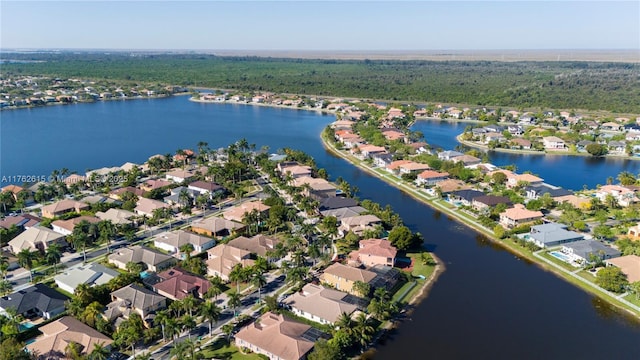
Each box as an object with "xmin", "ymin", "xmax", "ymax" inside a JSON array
[{"xmin": 2, "ymin": 52, "xmax": 639, "ymax": 113}]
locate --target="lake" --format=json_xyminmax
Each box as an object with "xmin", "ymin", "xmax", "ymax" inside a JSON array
[{"xmin": 2, "ymin": 97, "xmax": 640, "ymax": 359}]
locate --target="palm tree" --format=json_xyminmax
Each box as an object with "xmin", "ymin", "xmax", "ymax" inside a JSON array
[
  {"xmin": 170, "ymin": 339, "xmax": 190, "ymax": 360},
  {"xmin": 0, "ymin": 256, "xmax": 10, "ymax": 280},
  {"xmin": 98, "ymin": 220, "xmax": 116, "ymax": 253},
  {"xmin": 65, "ymin": 341, "xmax": 84, "ymax": 360},
  {"xmin": 353, "ymin": 313, "xmax": 375, "ymax": 352},
  {"xmin": 74, "ymin": 283, "xmax": 94, "ymax": 306},
  {"xmin": 89, "ymin": 342, "xmax": 110, "ymax": 360},
  {"xmin": 182, "ymin": 294, "xmax": 199, "ymax": 317},
  {"xmin": 205, "ymin": 276, "xmax": 224, "ymax": 302},
  {"xmin": 229, "ymin": 264, "xmax": 244, "ymax": 293},
  {"xmin": 83, "ymin": 301, "xmax": 104, "ymax": 327},
  {"xmin": 165, "ymin": 318, "xmax": 181, "ymax": 341},
  {"xmin": 71, "ymin": 224, "xmax": 90, "ymax": 263},
  {"xmin": 45, "ymin": 243, "xmax": 62, "ymax": 274},
  {"xmin": 154, "ymin": 310, "xmax": 170, "ymax": 343},
  {"xmin": 17, "ymin": 249, "xmax": 34, "ymax": 282},
  {"xmin": 0, "ymin": 280, "xmax": 13, "ymax": 296},
  {"xmin": 179, "ymin": 243, "xmax": 195, "ymax": 260},
  {"xmin": 199, "ymin": 301, "xmax": 221, "ymax": 337},
  {"xmin": 250, "ymin": 273, "xmax": 267, "ymax": 303},
  {"xmin": 180, "ymin": 314, "xmax": 196, "ymax": 340},
  {"xmin": 221, "ymin": 323, "xmax": 235, "ymax": 342},
  {"xmin": 335, "ymin": 312, "xmax": 354, "ymax": 337},
  {"xmin": 227, "ymin": 291, "xmax": 242, "ymax": 317},
  {"xmin": 133, "ymin": 353, "xmax": 152, "ymax": 360}
]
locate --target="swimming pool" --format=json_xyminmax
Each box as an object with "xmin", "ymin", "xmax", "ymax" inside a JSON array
[
  {"xmin": 549, "ymin": 251, "xmax": 572, "ymax": 263},
  {"xmin": 140, "ymin": 270, "xmax": 151, "ymax": 279},
  {"xmin": 19, "ymin": 322, "xmax": 36, "ymax": 332}
]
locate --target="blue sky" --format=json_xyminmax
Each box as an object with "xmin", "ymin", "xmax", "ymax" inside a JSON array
[{"xmin": 1, "ymin": 1, "xmax": 638, "ymax": 50}]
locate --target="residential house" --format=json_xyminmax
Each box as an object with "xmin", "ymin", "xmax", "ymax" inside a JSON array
[
  {"xmin": 349, "ymin": 238, "xmax": 397, "ymax": 267},
  {"xmin": 165, "ymin": 169, "xmax": 195, "ymax": 183},
  {"xmin": 8, "ymin": 226, "xmax": 66, "ymax": 254},
  {"xmin": 627, "ymin": 222, "xmax": 640, "ymax": 241},
  {"xmin": 54, "ymin": 262, "xmax": 119, "ymax": 294},
  {"xmin": 278, "ymin": 162, "xmax": 313, "ymax": 179},
  {"xmin": 471, "ymin": 195, "xmax": 512, "ymax": 212},
  {"xmin": 153, "ymin": 230, "xmax": 216, "ymax": 258},
  {"xmin": 235, "ymin": 312, "xmax": 316, "ymax": 360},
  {"xmin": 330, "ymin": 119, "xmax": 355, "ymax": 130},
  {"xmin": 554, "ymin": 194, "xmax": 591, "ymax": 209},
  {"xmin": 222, "ymin": 201, "xmax": 270, "ymax": 223},
  {"xmin": 542, "ymin": 136, "xmax": 566, "ymax": 150},
  {"xmin": 385, "ymin": 160, "xmax": 413, "ymax": 174},
  {"xmin": 41, "ymin": 199, "xmax": 89, "ymax": 218},
  {"xmin": 320, "ymin": 206, "xmax": 368, "ymax": 221},
  {"xmin": 560, "ymin": 240, "xmax": 620, "ymax": 265},
  {"xmin": 407, "ymin": 141, "xmax": 429, "ymax": 154},
  {"xmin": 108, "ymin": 245, "xmax": 176, "ymax": 272},
  {"xmin": 608, "ymin": 141, "xmax": 627, "ymax": 154},
  {"xmin": 576, "ymin": 140, "xmax": 595, "ymax": 152},
  {"xmin": 526, "ymin": 223, "xmax": 584, "ymax": 248},
  {"xmin": 190, "ymin": 217, "xmax": 245, "ymax": 237},
  {"xmin": 605, "ymin": 255, "xmax": 640, "ymax": 283},
  {"xmin": 26, "ymin": 316, "xmax": 113, "ymax": 360},
  {"xmin": 1, "ymin": 184, "xmax": 30, "ymax": 201},
  {"xmin": 600, "ymin": 122, "xmax": 623, "ymax": 131},
  {"xmin": 283, "ymin": 284, "xmax": 359, "ymax": 325},
  {"xmin": 483, "ymin": 132, "xmax": 506, "ymax": 144},
  {"xmin": 140, "ymin": 179, "xmax": 172, "ymax": 192},
  {"xmin": 339, "ymin": 214, "xmax": 382, "ymax": 236},
  {"xmin": 451, "ymin": 154, "xmax": 482, "ymax": 166},
  {"xmin": 164, "ymin": 186, "xmax": 200, "ymax": 206},
  {"xmin": 104, "ymin": 284, "xmax": 167, "ymax": 327},
  {"xmin": 227, "ymin": 234, "xmax": 280, "ymax": 258},
  {"xmin": 397, "ymin": 162, "xmax": 431, "ymax": 175},
  {"xmin": 153, "ymin": 267, "xmax": 211, "ymax": 300},
  {"xmin": 0, "ymin": 213, "xmax": 41, "ymax": 230},
  {"xmin": 595, "ymin": 185, "xmax": 638, "ymax": 207},
  {"xmin": 352, "ymin": 144, "xmax": 387, "ymax": 159},
  {"xmin": 62, "ymin": 174, "xmax": 86, "ymax": 187},
  {"xmin": 499, "ymin": 204, "xmax": 543, "ymax": 229},
  {"xmin": 448, "ymin": 190, "xmax": 485, "ymax": 207},
  {"xmin": 292, "ymin": 177, "xmax": 337, "ymax": 200},
  {"xmin": 525, "ymin": 184, "xmax": 573, "ymax": 200},
  {"xmin": 372, "ymin": 153, "xmax": 394, "ymax": 168},
  {"xmin": 382, "ymin": 129, "xmax": 406, "ymax": 142},
  {"xmin": 51, "ymin": 215, "xmax": 100, "ymax": 236},
  {"xmin": 318, "ymin": 197, "xmax": 358, "ymax": 211},
  {"xmin": 188, "ymin": 181, "xmax": 225, "ymax": 198},
  {"xmin": 507, "ymin": 125, "xmax": 524, "ymax": 136},
  {"xmin": 320, "ymin": 263, "xmax": 376, "ymax": 296},
  {"xmin": 95, "ymin": 208, "xmax": 135, "ymax": 226},
  {"xmin": 510, "ymin": 138, "xmax": 532, "ymax": 150},
  {"xmin": 415, "ymin": 170, "xmax": 450, "ymax": 187},
  {"xmin": 0, "ymin": 284, "xmax": 68, "ymax": 320},
  {"xmin": 134, "ymin": 197, "xmax": 172, "ymax": 217},
  {"xmin": 438, "ymin": 150, "xmax": 464, "ymax": 161},
  {"xmin": 108, "ymin": 186, "xmax": 146, "ymax": 200},
  {"xmin": 206, "ymin": 244, "xmax": 254, "ymax": 280},
  {"xmin": 436, "ymin": 179, "xmax": 471, "ymax": 194}
]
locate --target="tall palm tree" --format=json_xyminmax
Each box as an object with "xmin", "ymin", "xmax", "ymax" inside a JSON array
[
  {"xmin": 353, "ymin": 313, "xmax": 375, "ymax": 352},
  {"xmin": 0, "ymin": 256, "xmax": 10, "ymax": 280},
  {"xmin": 250, "ymin": 273, "xmax": 267, "ymax": 303},
  {"xmin": 71, "ymin": 224, "xmax": 90, "ymax": 263},
  {"xmin": 335, "ymin": 312, "xmax": 354, "ymax": 337},
  {"xmin": 45, "ymin": 243, "xmax": 62, "ymax": 274},
  {"xmin": 98, "ymin": 220, "xmax": 116, "ymax": 253},
  {"xmin": 0, "ymin": 280, "xmax": 13, "ymax": 296},
  {"xmin": 180, "ymin": 314, "xmax": 196, "ymax": 341},
  {"xmin": 17, "ymin": 249, "xmax": 34, "ymax": 283},
  {"xmin": 199, "ymin": 301, "xmax": 221, "ymax": 337},
  {"xmin": 65, "ymin": 341, "xmax": 83, "ymax": 360},
  {"xmin": 83, "ymin": 301, "xmax": 104, "ymax": 327},
  {"xmin": 169, "ymin": 340, "xmax": 190, "ymax": 360},
  {"xmin": 89, "ymin": 342, "xmax": 110, "ymax": 360},
  {"xmin": 227, "ymin": 291, "xmax": 242, "ymax": 317},
  {"xmin": 229, "ymin": 264, "xmax": 244, "ymax": 293},
  {"xmin": 154, "ymin": 310, "xmax": 170, "ymax": 343},
  {"xmin": 182, "ymin": 294, "xmax": 199, "ymax": 317},
  {"xmin": 179, "ymin": 243, "xmax": 195, "ymax": 260},
  {"xmin": 165, "ymin": 318, "xmax": 181, "ymax": 341}
]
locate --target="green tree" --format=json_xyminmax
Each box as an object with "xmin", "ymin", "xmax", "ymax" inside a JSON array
[
  {"xmin": 200, "ymin": 301, "xmax": 221, "ymax": 337},
  {"xmin": 586, "ymin": 143, "xmax": 608, "ymax": 156},
  {"xmin": 308, "ymin": 339, "xmax": 343, "ymax": 360},
  {"xmin": 352, "ymin": 280, "xmax": 371, "ymax": 297},
  {"xmin": 45, "ymin": 242, "xmax": 62, "ymax": 274},
  {"xmin": 89, "ymin": 342, "xmax": 110, "ymax": 360},
  {"xmin": 388, "ymin": 225, "xmax": 421, "ymax": 250},
  {"xmin": 17, "ymin": 249, "xmax": 35, "ymax": 283},
  {"xmin": 595, "ymin": 266, "xmax": 629, "ymax": 293},
  {"xmin": 227, "ymin": 291, "xmax": 242, "ymax": 317},
  {"xmin": 250, "ymin": 273, "xmax": 267, "ymax": 303}
]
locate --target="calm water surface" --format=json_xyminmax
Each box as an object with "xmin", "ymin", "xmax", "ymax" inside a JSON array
[{"xmin": 2, "ymin": 97, "xmax": 640, "ymax": 359}]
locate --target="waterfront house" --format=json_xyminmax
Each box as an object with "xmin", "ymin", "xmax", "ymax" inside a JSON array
[
  {"xmin": 415, "ymin": 170, "xmax": 450, "ymax": 187},
  {"xmin": 349, "ymin": 238, "xmax": 397, "ymax": 267},
  {"xmin": 26, "ymin": 316, "xmax": 113, "ymax": 360},
  {"xmin": 397, "ymin": 162, "xmax": 431, "ymax": 175},
  {"xmin": 605, "ymin": 255, "xmax": 640, "ymax": 283},
  {"xmin": 51, "ymin": 215, "xmax": 100, "ymax": 236},
  {"xmin": 436, "ymin": 179, "xmax": 471, "ymax": 194},
  {"xmin": 560, "ymin": 240, "xmax": 620, "ymax": 264},
  {"xmin": 386, "ymin": 160, "xmax": 413, "ymax": 175},
  {"xmin": 8, "ymin": 226, "xmax": 66, "ymax": 254},
  {"xmin": 278, "ymin": 163, "xmax": 313, "ymax": 180},
  {"xmin": 222, "ymin": 200, "xmax": 270, "ymax": 222},
  {"xmin": 153, "ymin": 230, "xmax": 215, "ymax": 258},
  {"xmin": 227, "ymin": 234, "xmax": 280, "ymax": 258},
  {"xmin": 499, "ymin": 204, "xmax": 543, "ymax": 229},
  {"xmin": 577, "ymin": 140, "xmax": 595, "ymax": 152},
  {"xmin": 134, "ymin": 197, "xmax": 172, "ymax": 217},
  {"xmin": 510, "ymin": 138, "xmax": 532, "ymax": 150},
  {"xmin": 152, "ymin": 267, "xmax": 211, "ymax": 300},
  {"xmin": 608, "ymin": 141, "xmax": 627, "ymax": 154},
  {"xmin": 318, "ymin": 197, "xmax": 358, "ymax": 211},
  {"xmin": 438, "ymin": 150, "xmax": 464, "ymax": 161},
  {"xmin": 41, "ymin": 199, "xmax": 89, "ymax": 218},
  {"xmin": 190, "ymin": 217, "xmax": 245, "ymax": 237},
  {"xmin": 235, "ymin": 312, "xmax": 316, "ymax": 360},
  {"xmin": 283, "ymin": 284, "xmax": 359, "ymax": 325},
  {"xmin": 372, "ymin": 153, "xmax": 394, "ymax": 168},
  {"xmin": 352, "ymin": 144, "xmax": 387, "ymax": 159},
  {"xmin": 448, "ymin": 189, "xmax": 485, "ymax": 207},
  {"xmin": 483, "ymin": 132, "xmax": 506, "ymax": 144},
  {"xmin": 320, "ymin": 263, "xmax": 376, "ymax": 296},
  {"xmin": 104, "ymin": 284, "xmax": 167, "ymax": 327},
  {"xmin": 205, "ymin": 244, "xmax": 254, "ymax": 281},
  {"xmin": 594, "ymin": 185, "xmax": 638, "ymax": 207},
  {"xmin": 0, "ymin": 284, "xmax": 68, "ymax": 321},
  {"xmin": 108, "ymin": 245, "xmax": 176, "ymax": 272},
  {"xmin": 542, "ymin": 136, "xmax": 567, "ymax": 150},
  {"xmin": 339, "ymin": 214, "xmax": 382, "ymax": 236},
  {"xmin": 54, "ymin": 262, "xmax": 119, "ymax": 294},
  {"xmin": 450, "ymin": 154, "xmax": 482, "ymax": 166},
  {"xmin": 320, "ymin": 206, "xmax": 368, "ymax": 221},
  {"xmin": 526, "ymin": 223, "xmax": 584, "ymax": 248},
  {"xmin": 331, "ymin": 119, "xmax": 356, "ymax": 130},
  {"xmin": 292, "ymin": 176, "xmax": 337, "ymax": 200},
  {"xmin": 471, "ymin": 195, "xmax": 512, "ymax": 212},
  {"xmin": 95, "ymin": 208, "xmax": 135, "ymax": 226}
]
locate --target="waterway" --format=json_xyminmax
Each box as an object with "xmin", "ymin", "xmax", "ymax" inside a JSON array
[{"xmin": 1, "ymin": 97, "xmax": 640, "ymax": 359}]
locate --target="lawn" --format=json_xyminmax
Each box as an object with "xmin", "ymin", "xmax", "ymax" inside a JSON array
[
  {"xmin": 624, "ymin": 293, "xmax": 640, "ymax": 308},
  {"xmin": 199, "ymin": 338, "xmax": 266, "ymax": 360},
  {"xmin": 407, "ymin": 252, "xmax": 436, "ymax": 279}
]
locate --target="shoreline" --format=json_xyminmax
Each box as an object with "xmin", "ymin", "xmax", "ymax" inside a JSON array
[
  {"xmin": 320, "ymin": 131, "xmax": 640, "ymax": 321},
  {"xmin": 188, "ymin": 96, "xmax": 337, "ymax": 116}
]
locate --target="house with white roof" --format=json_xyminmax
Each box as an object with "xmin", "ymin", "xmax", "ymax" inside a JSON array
[{"xmin": 54, "ymin": 262, "xmax": 120, "ymax": 294}]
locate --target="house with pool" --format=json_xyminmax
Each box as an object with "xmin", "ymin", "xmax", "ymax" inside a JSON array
[
  {"xmin": 560, "ymin": 239, "xmax": 621, "ymax": 265},
  {"xmin": 524, "ymin": 223, "xmax": 584, "ymax": 249}
]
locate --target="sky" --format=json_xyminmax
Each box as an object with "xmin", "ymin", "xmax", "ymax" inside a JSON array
[{"xmin": 1, "ymin": 1, "xmax": 639, "ymax": 50}]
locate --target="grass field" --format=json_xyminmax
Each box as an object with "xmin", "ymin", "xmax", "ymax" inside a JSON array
[{"xmin": 199, "ymin": 338, "xmax": 266, "ymax": 360}]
